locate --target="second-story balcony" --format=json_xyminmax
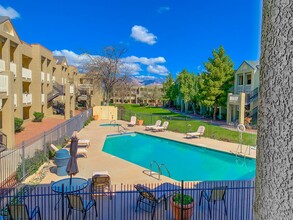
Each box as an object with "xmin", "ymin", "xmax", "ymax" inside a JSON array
[
  {"xmin": 78, "ymin": 84, "xmax": 93, "ymax": 90},
  {"xmin": 23, "ymin": 93, "xmax": 32, "ymax": 105},
  {"xmin": 0, "ymin": 75, "xmax": 9, "ymax": 96},
  {"xmin": 10, "ymin": 62, "xmax": 16, "ymax": 78},
  {"xmin": 41, "ymin": 72, "xmax": 45, "ymax": 82},
  {"xmin": 52, "ymin": 76, "xmax": 55, "ymax": 82},
  {"xmin": 0, "ymin": 59, "xmax": 5, "ymax": 72},
  {"xmin": 14, "ymin": 94, "xmax": 17, "ymax": 107},
  {"xmin": 41, "ymin": 94, "xmax": 45, "ymax": 104},
  {"xmin": 22, "ymin": 67, "xmax": 32, "ymax": 81},
  {"xmin": 47, "ymin": 73, "xmax": 50, "ymax": 83},
  {"xmin": 70, "ymin": 85, "xmax": 74, "ymax": 95},
  {"xmin": 229, "ymin": 94, "xmax": 240, "ymax": 104}
]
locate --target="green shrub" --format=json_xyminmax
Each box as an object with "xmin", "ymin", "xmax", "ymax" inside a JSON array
[
  {"xmin": 33, "ymin": 112, "xmax": 44, "ymax": 122},
  {"xmin": 14, "ymin": 117, "xmax": 24, "ymax": 133},
  {"xmin": 16, "ymin": 150, "xmax": 47, "ymax": 181},
  {"xmin": 172, "ymin": 194, "xmax": 194, "ymax": 205},
  {"xmin": 83, "ymin": 117, "xmax": 94, "ymax": 127}
]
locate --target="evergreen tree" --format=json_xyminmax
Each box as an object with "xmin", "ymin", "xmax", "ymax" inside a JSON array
[
  {"xmin": 177, "ymin": 69, "xmax": 196, "ymax": 113},
  {"xmin": 162, "ymin": 73, "xmax": 177, "ymax": 107},
  {"xmin": 199, "ymin": 46, "xmax": 234, "ymax": 120}
]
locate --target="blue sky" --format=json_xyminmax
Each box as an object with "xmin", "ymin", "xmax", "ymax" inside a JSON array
[{"xmin": 0, "ymin": 0, "xmax": 262, "ymax": 84}]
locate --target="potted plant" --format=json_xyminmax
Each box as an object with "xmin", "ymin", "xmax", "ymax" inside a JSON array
[
  {"xmin": 170, "ymin": 194, "xmax": 195, "ymax": 220},
  {"xmin": 137, "ymin": 118, "xmax": 144, "ymax": 126}
]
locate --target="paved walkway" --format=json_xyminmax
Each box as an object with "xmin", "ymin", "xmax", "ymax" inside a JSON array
[{"xmin": 15, "ymin": 116, "xmax": 65, "ymax": 146}]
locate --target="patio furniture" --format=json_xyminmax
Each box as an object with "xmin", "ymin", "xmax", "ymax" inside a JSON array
[
  {"xmin": 134, "ymin": 183, "xmax": 180, "ymax": 220},
  {"xmin": 128, "ymin": 116, "xmax": 136, "ymax": 127},
  {"xmin": 145, "ymin": 120, "xmax": 161, "ymax": 130},
  {"xmin": 6, "ymin": 204, "xmax": 41, "ymax": 220},
  {"xmin": 51, "ymin": 177, "xmax": 89, "ymax": 210},
  {"xmin": 51, "ymin": 144, "xmax": 88, "ymax": 158},
  {"xmin": 66, "ymin": 194, "xmax": 98, "ymax": 220},
  {"xmin": 151, "ymin": 121, "xmax": 169, "ymax": 132},
  {"xmin": 91, "ymin": 171, "xmax": 112, "ymax": 199},
  {"xmin": 186, "ymin": 126, "xmax": 205, "ymax": 138},
  {"xmin": 78, "ymin": 139, "xmax": 90, "ymax": 148},
  {"xmin": 54, "ymin": 149, "xmax": 71, "ymax": 176},
  {"xmin": 199, "ymin": 186, "xmax": 228, "ymax": 218}
]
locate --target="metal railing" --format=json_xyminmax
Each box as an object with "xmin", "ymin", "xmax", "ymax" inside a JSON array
[
  {"xmin": 0, "ymin": 109, "xmax": 93, "ymax": 188},
  {"xmin": 0, "ymin": 131, "xmax": 7, "ymax": 153},
  {"xmin": 0, "ymin": 180, "xmax": 255, "ymax": 220}
]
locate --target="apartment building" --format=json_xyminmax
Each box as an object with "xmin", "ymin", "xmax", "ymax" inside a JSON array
[
  {"xmin": 226, "ymin": 61, "xmax": 259, "ymax": 125},
  {"xmin": 112, "ymin": 84, "xmax": 163, "ymax": 106},
  {"xmin": 0, "ymin": 16, "xmax": 76, "ymax": 150}
]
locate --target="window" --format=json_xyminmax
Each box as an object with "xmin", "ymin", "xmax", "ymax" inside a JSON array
[
  {"xmin": 247, "ymin": 74, "xmax": 251, "ymax": 85},
  {"xmin": 238, "ymin": 75, "xmax": 243, "ymax": 85}
]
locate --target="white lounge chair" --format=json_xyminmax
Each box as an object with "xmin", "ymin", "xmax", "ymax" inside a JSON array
[
  {"xmin": 145, "ymin": 120, "xmax": 161, "ymax": 130},
  {"xmin": 128, "ymin": 116, "xmax": 136, "ymax": 127},
  {"xmin": 152, "ymin": 121, "xmax": 169, "ymax": 132},
  {"xmin": 50, "ymin": 144, "xmax": 88, "ymax": 158},
  {"xmin": 186, "ymin": 126, "xmax": 205, "ymax": 138}
]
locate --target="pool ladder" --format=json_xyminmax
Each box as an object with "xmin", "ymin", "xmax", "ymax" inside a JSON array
[
  {"xmin": 110, "ymin": 120, "xmax": 116, "ymax": 124},
  {"xmin": 118, "ymin": 125, "xmax": 129, "ymax": 133},
  {"xmin": 146, "ymin": 160, "xmax": 170, "ymax": 180}
]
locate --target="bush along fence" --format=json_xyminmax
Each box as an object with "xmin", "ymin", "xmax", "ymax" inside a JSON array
[
  {"xmin": 0, "ymin": 180, "xmax": 254, "ymax": 220},
  {"xmin": 118, "ymin": 109, "xmax": 257, "ymax": 147},
  {"xmin": 0, "ymin": 109, "xmax": 93, "ymax": 189}
]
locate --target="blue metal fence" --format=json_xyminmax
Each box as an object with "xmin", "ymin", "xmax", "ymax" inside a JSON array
[{"xmin": 0, "ymin": 180, "xmax": 254, "ymax": 220}]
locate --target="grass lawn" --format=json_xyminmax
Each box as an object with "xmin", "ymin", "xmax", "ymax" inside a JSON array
[{"xmin": 116, "ymin": 104, "xmax": 257, "ymax": 146}]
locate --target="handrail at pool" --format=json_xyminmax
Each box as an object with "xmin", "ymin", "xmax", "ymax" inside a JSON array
[
  {"xmin": 150, "ymin": 160, "xmax": 161, "ymax": 179},
  {"xmin": 159, "ymin": 164, "xmax": 170, "ymax": 178}
]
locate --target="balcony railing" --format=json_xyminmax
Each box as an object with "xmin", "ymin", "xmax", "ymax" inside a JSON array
[
  {"xmin": 0, "ymin": 99, "xmax": 2, "ymax": 109},
  {"xmin": 0, "ymin": 59, "xmax": 5, "ymax": 72},
  {"xmin": 47, "ymin": 73, "xmax": 50, "ymax": 83},
  {"xmin": 41, "ymin": 94, "xmax": 45, "ymax": 104},
  {"xmin": 78, "ymin": 84, "xmax": 93, "ymax": 89},
  {"xmin": 41, "ymin": 72, "xmax": 45, "ymax": 82},
  {"xmin": 244, "ymin": 85, "xmax": 251, "ymax": 93},
  {"xmin": 14, "ymin": 93, "xmax": 17, "ymax": 107},
  {"xmin": 22, "ymin": 67, "xmax": 32, "ymax": 80},
  {"xmin": 70, "ymin": 85, "xmax": 74, "ymax": 94},
  {"xmin": 22, "ymin": 93, "xmax": 32, "ymax": 105},
  {"xmin": 10, "ymin": 62, "xmax": 16, "ymax": 78},
  {"xmin": 52, "ymin": 76, "xmax": 55, "ymax": 82},
  {"xmin": 0, "ymin": 75, "xmax": 8, "ymax": 95}
]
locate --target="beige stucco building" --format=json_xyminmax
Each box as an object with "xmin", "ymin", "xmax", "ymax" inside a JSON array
[
  {"xmin": 0, "ymin": 16, "xmax": 77, "ymax": 150},
  {"xmin": 226, "ymin": 61, "xmax": 259, "ymax": 125}
]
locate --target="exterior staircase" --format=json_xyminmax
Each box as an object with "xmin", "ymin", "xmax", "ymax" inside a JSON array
[{"xmin": 47, "ymin": 82, "xmax": 65, "ymax": 102}]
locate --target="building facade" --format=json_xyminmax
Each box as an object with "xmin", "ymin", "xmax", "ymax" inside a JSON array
[
  {"xmin": 226, "ymin": 61, "xmax": 259, "ymax": 125},
  {"xmin": 0, "ymin": 16, "xmax": 77, "ymax": 150}
]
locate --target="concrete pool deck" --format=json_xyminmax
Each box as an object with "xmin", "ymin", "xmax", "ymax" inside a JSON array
[{"xmin": 39, "ymin": 119, "xmax": 256, "ymax": 185}]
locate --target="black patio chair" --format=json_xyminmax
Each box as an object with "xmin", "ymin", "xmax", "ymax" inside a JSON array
[
  {"xmin": 199, "ymin": 186, "xmax": 228, "ymax": 218},
  {"xmin": 66, "ymin": 194, "xmax": 98, "ymax": 220},
  {"xmin": 6, "ymin": 203, "xmax": 41, "ymax": 220},
  {"xmin": 134, "ymin": 183, "xmax": 179, "ymax": 220}
]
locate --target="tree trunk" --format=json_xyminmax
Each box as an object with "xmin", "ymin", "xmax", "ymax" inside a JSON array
[
  {"xmin": 255, "ymin": 1, "xmax": 293, "ymax": 219},
  {"xmin": 185, "ymin": 101, "xmax": 189, "ymax": 113},
  {"xmin": 213, "ymin": 105, "xmax": 217, "ymax": 121}
]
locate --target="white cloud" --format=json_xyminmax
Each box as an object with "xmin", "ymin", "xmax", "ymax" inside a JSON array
[
  {"xmin": 158, "ymin": 6, "xmax": 170, "ymax": 14},
  {"xmin": 123, "ymin": 56, "xmax": 166, "ymax": 65},
  {"xmin": 53, "ymin": 50, "xmax": 89, "ymax": 67},
  {"xmin": 147, "ymin": 65, "xmax": 169, "ymax": 76},
  {"xmin": 120, "ymin": 63, "xmax": 142, "ymax": 75},
  {"xmin": 130, "ymin": 25, "xmax": 157, "ymax": 45},
  {"xmin": 0, "ymin": 5, "xmax": 20, "ymax": 19}
]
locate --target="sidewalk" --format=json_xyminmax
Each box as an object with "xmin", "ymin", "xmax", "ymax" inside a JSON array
[{"xmin": 167, "ymin": 108, "xmax": 258, "ymax": 134}]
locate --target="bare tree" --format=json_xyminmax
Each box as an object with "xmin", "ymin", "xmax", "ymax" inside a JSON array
[
  {"xmin": 84, "ymin": 46, "xmax": 128, "ymax": 105},
  {"xmin": 113, "ymin": 77, "xmax": 138, "ymax": 103},
  {"xmin": 255, "ymin": 1, "xmax": 293, "ymax": 219}
]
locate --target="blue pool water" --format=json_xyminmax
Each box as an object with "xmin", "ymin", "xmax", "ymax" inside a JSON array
[
  {"xmin": 102, "ymin": 133, "xmax": 256, "ymax": 181},
  {"xmin": 100, "ymin": 124, "xmax": 121, "ymax": 127}
]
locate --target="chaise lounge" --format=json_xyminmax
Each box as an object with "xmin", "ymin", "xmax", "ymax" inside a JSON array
[
  {"xmin": 186, "ymin": 126, "xmax": 205, "ymax": 138},
  {"xmin": 145, "ymin": 120, "xmax": 161, "ymax": 130},
  {"xmin": 128, "ymin": 116, "xmax": 137, "ymax": 127},
  {"xmin": 152, "ymin": 121, "xmax": 169, "ymax": 132},
  {"xmin": 50, "ymin": 144, "xmax": 88, "ymax": 158}
]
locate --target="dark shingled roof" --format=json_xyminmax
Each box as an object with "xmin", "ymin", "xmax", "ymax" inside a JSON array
[
  {"xmin": 0, "ymin": 16, "xmax": 9, "ymax": 24},
  {"xmin": 244, "ymin": 60, "xmax": 259, "ymax": 70},
  {"xmin": 53, "ymin": 56, "xmax": 66, "ymax": 65}
]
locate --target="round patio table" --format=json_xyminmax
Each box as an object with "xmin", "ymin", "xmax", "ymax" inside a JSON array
[{"xmin": 51, "ymin": 177, "xmax": 88, "ymax": 210}]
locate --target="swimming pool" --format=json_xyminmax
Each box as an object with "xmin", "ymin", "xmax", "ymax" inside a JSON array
[
  {"xmin": 100, "ymin": 124, "xmax": 121, "ymax": 127},
  {"xmin": 102, "ymin": 133, "xmax": 256, "ymax": 181}
]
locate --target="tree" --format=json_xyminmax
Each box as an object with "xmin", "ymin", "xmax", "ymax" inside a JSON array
[
  {"xmin": 254, "ymin": 1, "xmax": 293, "ymax": 219},
  {"xmin": 113, "ymin": 77, "xmax": 138, "ymax": 103},
  {"xmin": 177, "ymin": 69, "xmax": 196, "ymax": 113},
  {"xmin": 162, "ymin": 73, "xmax": 177, "ymax": 107},
  {"xmin": 84, "ymin": 46, "xmax": 128, "ymax": 105},
  {"xmin": 198, "ymin": 46, "xmax": 234, "ymax": 120}
]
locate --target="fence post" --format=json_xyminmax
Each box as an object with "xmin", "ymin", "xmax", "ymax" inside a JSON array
[
  {"xmin": 43, "ymin": 132, "xmax": 48, "ymax": 161},
  {"xmin": 181, "ymin": 180, "xmax": 184, "ymax": 220},
  {"xmin": 62, "ymin": 184, "xmax": 65, "ymax": 220},
  {"xmin": 21, "ymin": 141, "xmax": 25, "ymax": 180}
]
